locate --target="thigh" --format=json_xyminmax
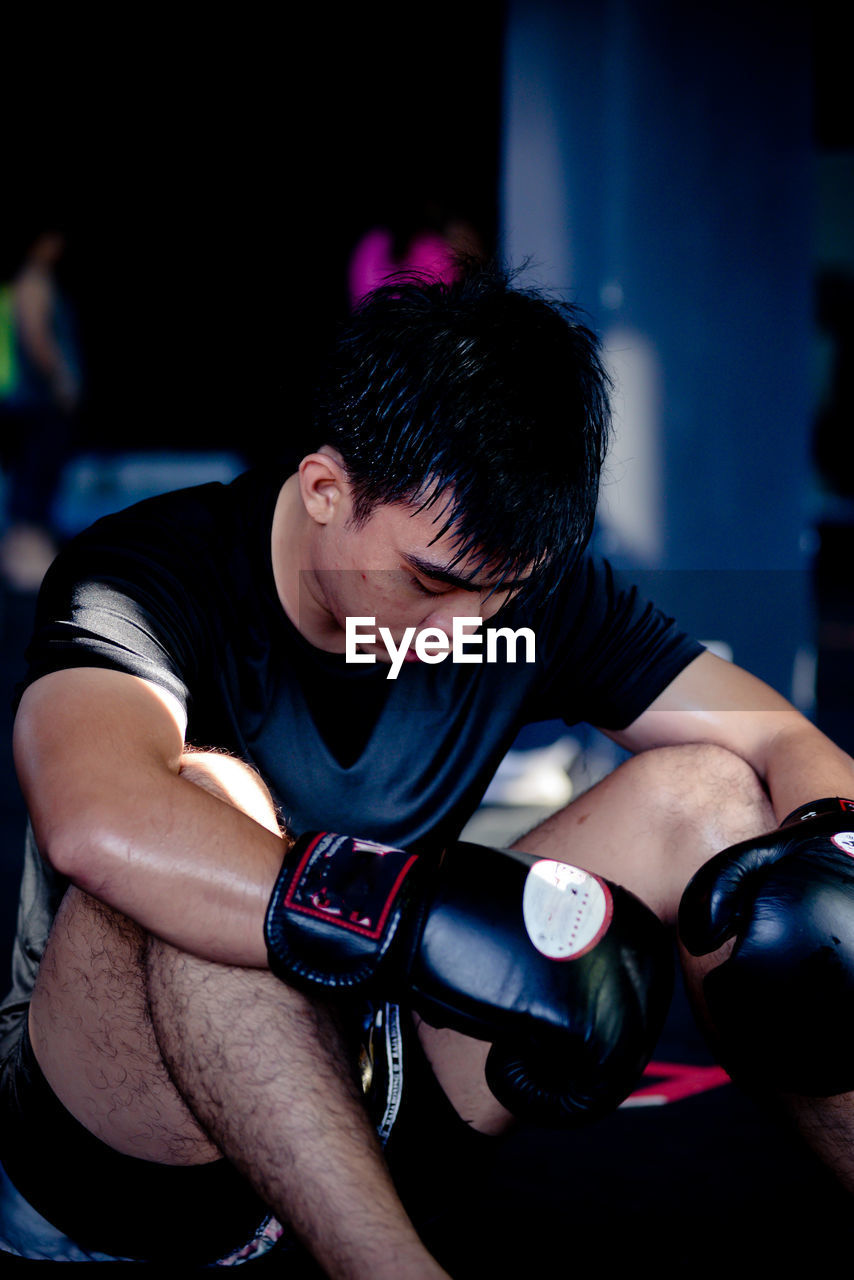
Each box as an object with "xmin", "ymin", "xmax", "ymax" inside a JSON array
[
  {"xmin": 26, "ymin": 746, "xmax": 285, "ymax": 1165},
  {"xmin": 0, "ymin": 1011, "xmax": 270, "ymax": 1265},
  {"xmin": 28, "ymin": 883, "xmax": 221, "ymax": 1165}
]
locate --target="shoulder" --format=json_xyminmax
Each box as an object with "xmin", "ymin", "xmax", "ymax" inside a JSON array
[{"xmin": 33, "ymin": 467, "xmax": 291, "ymax": 649}]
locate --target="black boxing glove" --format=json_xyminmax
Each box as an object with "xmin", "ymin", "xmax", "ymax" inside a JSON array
[
  {"xmin": 678, "ymin": 797, "xmax": 854, "ymax": 1094},
  {"xmin": 265, "ymin": 832, "xmax": 425, "ymax": 989},
  {"xmin": 265, "ymin": 832, "xmax": 673, "ymax": 1125}
]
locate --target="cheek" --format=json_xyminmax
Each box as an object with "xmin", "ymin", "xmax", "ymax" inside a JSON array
[
  {"xmin": 351, "ymin": 569, "xmax": 411, "ymax": 615},
  {"xmin": 341, "ymin": 573, "xmax": 406, "ymax": 626},
  {"xmin": 480, "ymin": 592, "xmax": 516, "ymax": 623}
]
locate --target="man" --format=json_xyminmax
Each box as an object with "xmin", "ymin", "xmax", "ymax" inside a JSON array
[{"xmin": 0, "ymin": 264, "xmax": 852, "ymax": 1274}]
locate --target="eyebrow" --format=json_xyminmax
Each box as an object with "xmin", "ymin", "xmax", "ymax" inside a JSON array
[{"xmin": 403, "ymin": 553, "xmax": 531, "ymax": 594}]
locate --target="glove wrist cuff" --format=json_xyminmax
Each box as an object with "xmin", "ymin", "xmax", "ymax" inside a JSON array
[
  {"xmin": 781, "ymin": 797, "xmax": 854, "ymax": 827},
  {"xmin": 264, "ymin": 831, "xmax": 421, "ymax": 990}
]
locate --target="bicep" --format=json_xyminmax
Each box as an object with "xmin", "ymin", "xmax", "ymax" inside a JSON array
[{"xmin": 13, "ymin": 667, "xmax": 187, "ymax": 859}]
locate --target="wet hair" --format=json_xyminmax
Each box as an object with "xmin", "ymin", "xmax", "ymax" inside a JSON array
[{"xmin": 311, "ymin": 261, "xmax": 612, "ymax": 598}]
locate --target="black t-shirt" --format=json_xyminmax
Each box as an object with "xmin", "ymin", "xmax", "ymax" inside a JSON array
[
  {"xmin": 0, "ymin": 466, "xmax": 703, "ymax": 1053},
  {"xmin": 18, "ymin": 465, "xmax": 703, "ymax": 851}
]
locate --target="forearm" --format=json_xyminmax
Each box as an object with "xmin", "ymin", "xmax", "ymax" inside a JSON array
[
  {"xmin": 615, "ymin": 653, "xmax": 854, "ymax": 829},
  {"xmin": 15, "ymin": 673, "xmax": 287, "ymax": 968},
  {"xmin": 759, "ymin": 719, "xmax": 854, "ymax": 823},
  {"xmin": 66, "ymin": 764, "xmax": 287, "ymax": 967}
]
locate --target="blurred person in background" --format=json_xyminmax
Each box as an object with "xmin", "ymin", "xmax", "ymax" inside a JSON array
[
  {"xmin": 0, "ymin": 222, "xmax": 82, "ymax": 593},
  {"xmin": 348, "ymin": 195, "xmax": 484, "ymax": 309}
]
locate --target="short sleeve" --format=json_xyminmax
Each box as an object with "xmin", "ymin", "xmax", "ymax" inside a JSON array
[
  {"xmin": 532, "ymin": 556, "xmax": 705, "ymax": 730},
  {"xmin": 15, "ymin": 499, "xmax": 220, "ymax": 715}
]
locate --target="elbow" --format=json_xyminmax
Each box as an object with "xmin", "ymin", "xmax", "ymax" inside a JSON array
[{"xmin": 33, "ymin": 803, "xmax": 124, "ymax": 890}]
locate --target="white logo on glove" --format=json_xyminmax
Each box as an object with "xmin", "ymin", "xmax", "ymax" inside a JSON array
[{"xmin": 522, "ymin": 860, "xmax": 614, "ymax": 960}]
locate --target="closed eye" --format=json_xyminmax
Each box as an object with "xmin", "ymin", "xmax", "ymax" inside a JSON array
[{"xmin": 409, "ymin": 575, "xmax": 446, "ymax": 598}]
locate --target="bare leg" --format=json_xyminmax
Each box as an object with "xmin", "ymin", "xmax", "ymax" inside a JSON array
[
  {"xmin": 27, "ymin": 752, "xmax": 450, "ymax": 1278},
  {"xmin": 416, "ymin": 743, "xmax": 773, "ymax": 1133},
  {"xmin": 675, "ymin": 925, "xmax": 854, "ymax": 1193},
  {"xmin": 511, "ymin": 742, "xmax": 773, "ymax": 923},
  {"xmin": 420, "ymin": 742, "xmax": 854, "ymax": 1195}
]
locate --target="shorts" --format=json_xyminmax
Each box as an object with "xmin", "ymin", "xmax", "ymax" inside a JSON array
[
  {"xmin": 0, "ymin": 1002, "xmax": 495, "ymax": 1266},
  {"xmin": 0, "ymin": 1014, "xmax": 272, "ymax": 1264}
]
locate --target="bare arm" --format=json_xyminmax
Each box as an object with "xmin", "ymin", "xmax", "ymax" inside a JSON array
[
  {"xmin": 13, "ymin": 666, "xmax": 286, "ymax": 967},
  {"xmin": 17, "ymin": 667, "xmax": 453, "ymax": 1278},
  {"xmin": 606, "ymin": 649, "xmax": 854, "ymax": 821}
]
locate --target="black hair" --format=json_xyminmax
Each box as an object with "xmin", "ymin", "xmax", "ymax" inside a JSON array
[{"xmin": 311, "ymin": 261, "xmax": 612, "ymax": 598}]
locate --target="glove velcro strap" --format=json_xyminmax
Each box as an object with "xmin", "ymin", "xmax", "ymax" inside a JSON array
[
  {"xmin": 781, "ymin": 797, "xmax": 854, "ymax": 827},
  {"xmin": 265, "ymin": 832, "xmax": 420, "ymax": 991}
]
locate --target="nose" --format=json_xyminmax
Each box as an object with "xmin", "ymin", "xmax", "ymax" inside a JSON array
[{"xmin": 423, "ymin": 600, "xmax": 483, "ymax": 642}]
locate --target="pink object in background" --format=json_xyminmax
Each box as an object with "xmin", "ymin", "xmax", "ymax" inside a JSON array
[{"xmin": 348, "ymin": 227, "xmax": 460, "ymax": 307}]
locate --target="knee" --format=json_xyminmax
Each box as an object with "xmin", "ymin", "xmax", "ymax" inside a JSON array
[
  {"xmin": 31, "ymin": 884, "xmax": 150, "ymax": 1045},
  {"xmin": 622, "ymin": 742, "xmax": 773, "ymax": 847},
  {"xmin": 614, "ymin": 744, "xmax": 774, "ymax": 925},
  {"xmin": 143, "ymin": 922, "xmax": 244, "ymax": 1044},
  {"xmin": 40, "ymin": 883, "xmax": 148, "ymax": 979},
  {"xmin": 179, "ymin": 749, "xmax": 285, "ymax": 837},
  {"xmin": 143, "ymin": 926, "xmax": 304, "ymax": 1072}
]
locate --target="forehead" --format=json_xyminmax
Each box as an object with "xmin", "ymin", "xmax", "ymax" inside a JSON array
[
  {"xmin": 348, "ymin": 498, "xmax": 466, "ymax": 572},
  {"xmin": 357, "ymin": 498, "xmax": 532, "ymax": 591},
  {"xmin": 363, "ymin": 496, "xmax": 454, "ymax": 546}
]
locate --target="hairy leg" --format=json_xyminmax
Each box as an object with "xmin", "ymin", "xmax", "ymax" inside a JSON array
[
  {"xmin": 144, "ymin": 941, "xmax": 436, "ymax": 1274},
  {"xmin": 27, "ymin": 749, "xmax": 283, "ymax": 1163},
  {"xmin": 28, "ymin": 885, "xmax": 221, "ymax": 1165},
  {"xmin": 28, "ymin": 751, "xmax": 449, "ymax": 1278}
]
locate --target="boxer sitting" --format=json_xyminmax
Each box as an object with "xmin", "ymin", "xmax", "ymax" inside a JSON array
[{"xmin": 1, "ymin": 263, "xmax": 853, "ymax": 1274}]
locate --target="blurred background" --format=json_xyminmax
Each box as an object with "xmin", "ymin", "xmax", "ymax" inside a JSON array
[{"xmin": 1, "ymin": 0, "xmax": 853, "ymax": 1264}]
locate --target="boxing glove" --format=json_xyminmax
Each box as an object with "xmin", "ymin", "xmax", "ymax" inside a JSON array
[
  {"xmin": 265, "ymin": 832, "xmax": 673, "ymax": 1125},
  {"xmin": 678, "ymin": 797, "xmax": 854, "ymax": 1094}
]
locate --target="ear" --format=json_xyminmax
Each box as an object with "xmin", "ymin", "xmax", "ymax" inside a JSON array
[{"xmin": 298, "ymin": 448, "xmax": 350, "ymax": 526}]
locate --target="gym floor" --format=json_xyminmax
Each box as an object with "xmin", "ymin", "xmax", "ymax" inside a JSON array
[{"xmin": 0, "ymin": 579, "xmax": 851, "ymax": 1275}]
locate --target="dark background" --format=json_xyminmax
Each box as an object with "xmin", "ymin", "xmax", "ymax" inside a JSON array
[{"xmin": 2, "ymin": 6, "xmax": 505, "ymax": 462}]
